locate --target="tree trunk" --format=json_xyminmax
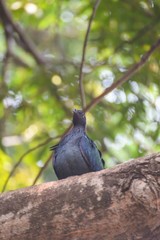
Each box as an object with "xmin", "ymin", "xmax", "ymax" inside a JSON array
[{"xmin": 0, "ymin": 153, "xmax": 160, "ymax": 240}]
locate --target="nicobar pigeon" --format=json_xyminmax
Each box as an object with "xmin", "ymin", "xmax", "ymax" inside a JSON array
[{"xmin": 51, "ymin": 109, "xmax": 104, "ymax": 180}]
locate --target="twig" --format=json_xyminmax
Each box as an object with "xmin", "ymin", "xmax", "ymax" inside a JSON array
[
  {"xmin": 84, "ymin": 37, "xmax": 160, "ymax": 112},
  {"xmin": 1, "ymin": 137, "xmax": 55, "ymax": 192},
  {"xmin": 79, "ymin": 0, "xmax": 101, "ymax": 109},
  {"xmin": 32, "ymin": 153, "xmax": 52, "ymax": 185}
]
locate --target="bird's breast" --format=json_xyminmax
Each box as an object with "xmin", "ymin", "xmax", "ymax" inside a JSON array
[{"xmin": 54, "ymin": 137, "xmax": 90, "ymax": 178}]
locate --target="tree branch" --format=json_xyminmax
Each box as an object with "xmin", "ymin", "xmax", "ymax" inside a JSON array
[
  {"xmin": 85, "ymin": 37, "xmax": 160, "ymax": 112},
  {"xmin": 0, "ymin": 152, "xmax": 160, "ymax": 240},
  {"xmin": 79, "ymin": 0, "xmax": 101, "ymax": 109},
  {"xmin": 0, "ymin": 0, "xmax": 45, "ymax": 65}
]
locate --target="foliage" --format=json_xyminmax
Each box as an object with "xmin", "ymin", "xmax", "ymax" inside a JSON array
[{"xmin": 0, "ymin": 0, "xmax": 160, "ymax": 192}]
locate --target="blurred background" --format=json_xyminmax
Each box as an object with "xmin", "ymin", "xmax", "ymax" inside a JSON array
[{"xmin": 0, "ymin": 0, "xmax": 160, "ymax": 192}]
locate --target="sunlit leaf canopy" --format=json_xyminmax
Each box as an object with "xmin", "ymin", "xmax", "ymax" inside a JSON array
[{"xmin": 0, "ymin": 0, "xmax": 160, "ymax": 192}]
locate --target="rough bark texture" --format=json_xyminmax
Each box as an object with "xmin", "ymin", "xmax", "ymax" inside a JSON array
[{"xmin": 0, "ymin": 153, "xmax": 160, "ymax": 240}]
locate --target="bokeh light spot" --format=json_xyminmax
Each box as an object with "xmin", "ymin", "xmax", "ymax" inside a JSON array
[{"xmin": 51, "ymin": 75, "xmax": 62, "ymax": 86}]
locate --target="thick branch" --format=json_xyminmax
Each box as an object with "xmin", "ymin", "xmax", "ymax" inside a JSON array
[{"xmin": 0, "ymin": 152, "xmax": 160, "ymax": 240}]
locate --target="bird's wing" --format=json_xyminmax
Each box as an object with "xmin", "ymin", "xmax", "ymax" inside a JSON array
[
  {"xmin": 79, "ymin": 136, "xmax": 104, "ymax": 171},
  {"xmin": 50, "ymin": 144, "xmax": 59, "ymax": 151}
]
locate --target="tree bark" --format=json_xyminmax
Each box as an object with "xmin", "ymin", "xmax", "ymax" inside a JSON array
[{"xmin": 0, "ymin": 153, "xmax": 160, "ymax": 240}]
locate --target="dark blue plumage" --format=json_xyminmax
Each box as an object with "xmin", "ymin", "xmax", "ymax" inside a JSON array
[{"xmin": 51, "ymin": 109, "xmax": 104, "ymax": 180}]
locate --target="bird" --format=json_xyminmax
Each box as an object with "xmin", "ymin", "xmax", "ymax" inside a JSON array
[{"xmin": 50, "ymin": 109, "xmax": 104, "ymax": 180}]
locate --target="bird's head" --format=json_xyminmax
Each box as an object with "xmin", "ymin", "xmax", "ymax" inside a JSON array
[{"xmin": 73, "ymin": 109, "xmax": 86, "ymax": 127}]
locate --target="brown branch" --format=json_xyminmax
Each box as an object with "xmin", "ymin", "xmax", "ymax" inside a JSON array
[
  {"xmin": 85, "ymin": 37, "xmax": 160, "ymax": 112},
  {"xmin": 1, "ymin": 137, "xmax": 54, "ymax": 192},
  {"xmin": 0, "ymin": 0, "xmax": 45, "ymax": 65},
  {"xmin": 79, "ymin": 0, "xmax": 101, "ymax": 109}
]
